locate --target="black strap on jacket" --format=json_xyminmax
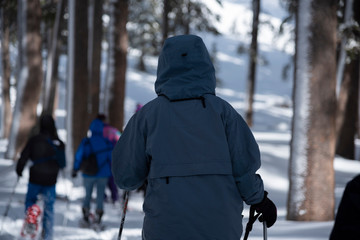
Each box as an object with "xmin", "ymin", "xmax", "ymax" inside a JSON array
[
  {"xmin": 32, "ymin": 139, "xmax": 59, "ymax": 165},
  {"xmin": 159, "ymin": 94, "xmax": 207, "ymax": 108},
  {"xmin": 85, "ymin": 138, "xmax": 112, "ymax": 168}
]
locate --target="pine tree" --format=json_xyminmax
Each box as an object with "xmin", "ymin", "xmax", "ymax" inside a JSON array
[
  {"xmin": 168, "ymin": 0, "xmax": 221, "ymax": 36},
  {"xmin": 128, "ymin": 0, "xmax": 161, "ymax": 71}
]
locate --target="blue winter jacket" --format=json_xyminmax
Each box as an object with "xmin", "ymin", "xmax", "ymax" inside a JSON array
[
  {"xmin": 74, "ymin": 119, "xmax": 113, "ymax": 178},
  {"xmin": 112, "ymin": 35, "xmax": 264, "ymax": 239}
]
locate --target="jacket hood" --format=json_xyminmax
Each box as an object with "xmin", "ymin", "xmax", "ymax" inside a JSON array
[
  {"xmin": 39, "ymin": 114, "xmax": 58, "ymax": 138},
  {"xmin": 155, "ymin": 35, "xmax": 216, "ymax": 100},
  {"xmin": 89, "ymin": 119, "xmax": 104, "ymax": 136}
]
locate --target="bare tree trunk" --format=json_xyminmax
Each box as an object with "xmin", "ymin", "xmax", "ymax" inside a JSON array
[
  {"xmin": 287, "ymin": 0, "xmax": 337, "ymax": 221},
  {"xmin": 184, "ymin": 0, "xmax": 191, "ymax": 35},
  {"xmin": 43, "ymin": 0, "xmax": 65, "ymax": 116},
  {"xmin": 336, "ymin": 57, "xmax": 359, "ymax": 159},
  {"xmin": 6, "ymin": 0, "xmax": 43, "ymax": 160},
  {"xmin": 0, "ymin": 6, "xmax": 12, "ymax": 139},
  {"xmin": 335, "ymin": 0, "xmax": 353, "ymax": 97},
  {"xmin": 353, "ymin": 0, "xmax": 360, "ymax": 139},
  {"xmin": 162, "ymin": 0, "xmax": 170, "ymax": 45},
  {"xmin": 103, "ymin": 0, "xmax": 114, "ymax": 117},
  {"xmin": 245, "ymin": 0, "xmax": 260, "ymax": 127},
  {"xmin": 72, "ymin": 0, "xmax": 89, "ymax": 149},
  {"xmin": 88, "ymin": 0, "xmax": 103, "ymax": 119},
  {"xmin": 358, "ymin": 64, "xmax": 360, "ymax": 140},
  {"xmin": 66, "ymin": 0, "xmax": 75, "ymax": 168},
  {"xmin": 108, "ymin": 0, "xmax": 128, "ymax": 131}
]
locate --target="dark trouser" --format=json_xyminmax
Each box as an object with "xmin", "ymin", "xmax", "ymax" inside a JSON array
[{"xmin": 25, "ymin": 183, "xmax": 56, "ymax": 240}]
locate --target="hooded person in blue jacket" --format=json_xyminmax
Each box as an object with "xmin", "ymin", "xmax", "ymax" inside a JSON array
[
  {"xmin": 112, "ymin": 35, "xmax": 277, "ymax": 239},
  {"xmin": 72, "ymin": 118, "xmax": 113, "ymax": 225}
]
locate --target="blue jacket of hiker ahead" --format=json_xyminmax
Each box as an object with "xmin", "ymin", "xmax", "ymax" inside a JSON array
[
  {"xmin": 112, "ymin": 35, "xmax": 264, "ymax": 239},
  {"xmin": 74, "ymin": 119, "xmax": 113, "ymax": 178}
]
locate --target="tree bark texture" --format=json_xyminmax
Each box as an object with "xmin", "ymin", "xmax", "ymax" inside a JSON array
[
  {"xmin": 88, "ymin": 0, "xmax": 103, "ymax": 120},
  {"xmin": 108, "ymin": 0, "xmax": 128, "ymax": 131},
  {"xmin": 287, "ymin": 0, "xmax": 337, "ymax": 221},
  {"xmin": 1, "ymin": 6, "xmax": 12, "ymax": 138},
  {"xmin": 12, "ymin": 0, "xmax": 43, "ymax": 159},
  {"xmin": 72, "ymin": 0, "xmax": 89, "ymax": 149},
  {"xmin": 353, "ymin": 0, "xmax": 360, "ymax": 139},
  {"xmin": 245, "ymin": 0, "xmax": 260, "ymax": 127},
  {"xmin": 42, "ymin": 0, "xmax": 66, "ymax": 116},
  {"xmin": 336, "ymin": 57, "xmax": 359, "ymax": 159},
  {"xmin": 162, "ymin": 0, "xmax": 170, "ymax": 45}
]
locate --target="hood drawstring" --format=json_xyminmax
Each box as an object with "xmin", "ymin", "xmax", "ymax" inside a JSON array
[{"xmin": 159, "ymin": 95, "xmax": 206, "ymax": 108}]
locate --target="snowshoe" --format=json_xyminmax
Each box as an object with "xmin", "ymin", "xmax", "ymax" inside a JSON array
[
  {"xmin": 78, "ymin": 211, "xmax": 105, "ymax": 232},
  {"xmin": 20, "ymin": 204, "xmax": 42, "ymax": 239},
  {"xmin": 79, "ymin": 212, "xmax": 95, "ymax": 228},
  {"xmin": 91, "ymin": 222, "xmax": 106, "ymax": 232}
]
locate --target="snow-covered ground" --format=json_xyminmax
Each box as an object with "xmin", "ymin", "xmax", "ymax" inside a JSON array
[{"xmin": 1, "ymin": 0, "xmax": 360, "ymax": 239}]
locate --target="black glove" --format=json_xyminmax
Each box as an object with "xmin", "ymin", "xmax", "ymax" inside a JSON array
[
  {"xmin": 251, "ymin": 191, "xmax": 277, "ymax": 228},
  {"xmin": 16, "ymin": 169, "xmax": 22, "ymax": 177},
  {"xmin": 71, "ymin": 170, "xmax": 78, "ymax": 178}
]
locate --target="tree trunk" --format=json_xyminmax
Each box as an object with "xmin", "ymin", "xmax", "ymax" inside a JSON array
[
  {"xmin": 245, "ymin": 0, "xmax": 260, "ymax": 127},
  {"xmin": 0, "ymin": 6, "xmax": 12, "ymax": 139},
  {"xmin": 184, "ymin": 0, "xmax": 191, "ymax": 35},
  {"xmin": 353, "ymin": 0, "xmax": 360, "ymax": 139},
  {"xmin": 88, "ymin": 0, "xmax": 103, "ymax": 120},
  {"xmin": 108, "ymin": 0, "xmax": 128, "ymax": 131},
  {"xmin": 43, "ymin": 0, "xmax": 65, "ymax": 116},
  {"xmin": 103, "ymin": 1, "xmax": 114, "ymax": 117},
  {"xmin": 66, "ymin": 0, "xmax": 75, "ymax": 168},
  {"xmin": 6, "ymin": 0, "xmax": 43, "ymax": 160},
  {"xmin": 287, "ymin": 0, "xmax": 337, "ymax": 221},
  {"xmin": 137, "ymin": 51, "xmax": 146, "ymax": 72},
  {"xmin": 71, "ymin": 0, "xmax": 89, "ymax": 149},
  {"xmin": 162, "ymin": 0, "xmax": 170, "ymax": 45},
  {"xmin": 335, "ymin": 0, "xmax": 353, "ymax": 97},
  {"xmin": 336, "ymin": 57, "xmax": 359, "ymax": 159}
]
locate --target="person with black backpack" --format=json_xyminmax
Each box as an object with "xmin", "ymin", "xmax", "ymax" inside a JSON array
[
  {"xmin": 72, "ymin": 118, "xmax": 113, "ymax": 227},
  {"xmin": 16, "ymin": 114, "xmax": 66, "ymax": 240}
]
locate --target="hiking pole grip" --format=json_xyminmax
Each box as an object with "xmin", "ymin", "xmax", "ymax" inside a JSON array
[
  {"xmin": 243, "ymin": 206, "xmax": 260, "ymax": 240},
  {"xmin": 117, "ymin": 191, "xmax": 129, "ymax": 240}
]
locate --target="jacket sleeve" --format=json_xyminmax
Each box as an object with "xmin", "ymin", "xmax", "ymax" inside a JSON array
[
  {"xmin": 225, "ymin": 113, "xmax": 264, "ymax": 205},
  {"xmin": 111, "ymin": 114, "xmax": 149, "ymax": 190}
]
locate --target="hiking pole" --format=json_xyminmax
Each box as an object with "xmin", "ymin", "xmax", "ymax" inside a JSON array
[
  {"xmin": 263, "ymin": 221, "xmax": 267, "ymax": 240},
  {"xmin": 0, "ymin": 176, "xmax": 20, "ymax": 235},
  {"xmin": 243, "ymin": 207, "xmax": 260, "ymax": 240},
  {"xmin": 117, "ymin": 191, "xmax": 129, "ymax": 240},
  {"xmin": 60, "ymin": 170, "xmax": 71, "ymax": 227}
]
